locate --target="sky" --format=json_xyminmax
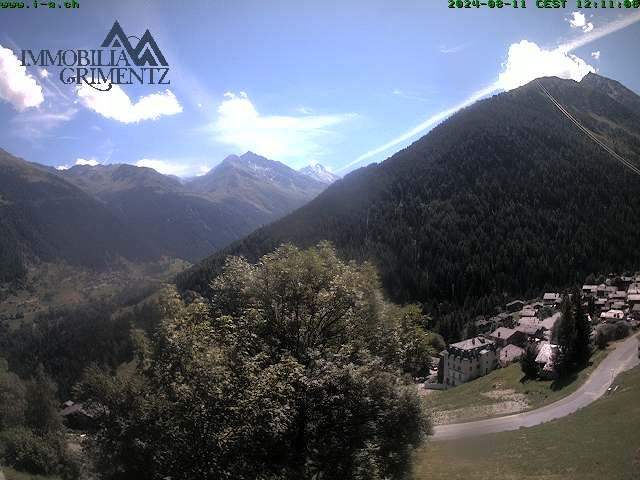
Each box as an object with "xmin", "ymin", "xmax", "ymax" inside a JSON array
[{"xmin": 0, "ymin": 1, "xmax": 639, "ymax": 177}]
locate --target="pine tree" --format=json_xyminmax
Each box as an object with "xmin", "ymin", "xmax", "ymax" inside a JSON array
[
  {"xmin": 554, "ymin": 295, "xmax": 576, "ymax": 376},
  {"xmin": 520, "ymin": 342, "xmax": 539, "ymax": 380},
  {"xmin": 572, "ymin": 288, "xmax": 592, "ymax": 367}
]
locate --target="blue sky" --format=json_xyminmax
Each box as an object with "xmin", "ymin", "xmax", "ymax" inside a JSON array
[{"xmin": 0, "ymin": 1, "xmax": 639, "ymax": 176}]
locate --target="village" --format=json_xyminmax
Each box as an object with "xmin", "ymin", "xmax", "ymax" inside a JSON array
[{"xmin": 429, "ymin": 275, "xmax": 640, "ymax": 390}]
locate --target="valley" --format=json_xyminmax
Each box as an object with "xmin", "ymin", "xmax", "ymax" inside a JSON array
[{"xmin": 2, "ymin": 69, "xmax": 640, "ymax": 480}]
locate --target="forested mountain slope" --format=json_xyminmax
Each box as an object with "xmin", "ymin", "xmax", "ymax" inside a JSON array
[
  {"xmin": 0, "ymin": 150, "xmax": 328, "ymax": 282},
  {"xmin": 0, "ymin": 150, "xmax": 158, "ymax": 282},
  {"xmin": 178, "ymin": 74, "xmax": 640, "ymax": 311}
]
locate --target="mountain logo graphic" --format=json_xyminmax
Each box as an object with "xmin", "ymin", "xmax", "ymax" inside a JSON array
[{"xmin": 101, "ymin": 21, "xmax": 168, "ymax": 67}]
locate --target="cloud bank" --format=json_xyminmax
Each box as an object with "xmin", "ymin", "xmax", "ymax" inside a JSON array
[
  {"xmin": 497, "ymin": 40, "xmax": 594, "ymax": 91},
  {"xmin": 0, "ymin": 45, "xmax": 44, "ymax": 110},
  {"xmin": 211, "ymin": 91, "xmax": 355, "ymax": 163},
  {"xmin": 135, "ymin": 158, "xmax": 210, "ymax": 177},
  {"xmin": 56, "ymin": 157, "xmax": 100, "ymax": 170}
]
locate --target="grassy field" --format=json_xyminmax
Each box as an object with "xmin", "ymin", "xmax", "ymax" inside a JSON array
[
  {"xmin": 413, "ymin": 365, "xmax": 640, "ymax": 480},
  {"xmin": 424, "ymin": 347, "xmax": 608, "ymax": 424}
]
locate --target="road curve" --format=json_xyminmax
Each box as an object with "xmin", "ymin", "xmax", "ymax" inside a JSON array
[{"xmin": 432, "ymin": 333, "xmax": 640, "ymax": 441}]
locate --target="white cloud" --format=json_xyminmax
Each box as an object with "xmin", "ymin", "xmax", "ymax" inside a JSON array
[
  {"xmin": 591, "ymin": 51, "xmax": 601, "ymax": 60},
  {"xmin": 568, "ymin": 12, "xmax": 594, "ymax": 33},
  {"xmin": 56, "ymin": 157, "xmax": 100, "ymax": 170},
  {"xmin": 135, "ymin": 159, "xmax": 210, "ymax": 177},
  {"xmin": 10, "ymin": 108, "xmax": 77, "ymax": 139},
  {"xmin": 498, "ymin": 40, "xmax": 595, "ymax": 91},
  {"xmin": 211, "ymin": 92, "xmax": 355, "ymax": 162},
  {"xmin": 342, "ymin": 12, "xmax": 640, "ymax": 173},
  {"xmin": 75, "ymin": 158, "xmax": 100, "ymax": 167},
  {"xmin": 391, "ymin": 88, "xmax": 430, "ymax": 103},
  {"xmin": 439, "ymin": 43, "xmax": 468, "ymax": 54},
  {"xmin": 560, "ymin": 11, "xmax": 640, "ymax": 52},
  {"xmin": 77, "ymin": 84, "xmax": 183, "ymax": 123},
  {"xmin": 0, "ymin": 44, "xmax": 44, "ymax": 110},
  {"xmin": 40, "ymin": 69, "xmax": 49, "ymax": 78}
]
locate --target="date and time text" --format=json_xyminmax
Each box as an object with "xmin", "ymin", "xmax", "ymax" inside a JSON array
[{"xmin": 449, "ymin": 0, "xmax": 640, "ymax": 8}]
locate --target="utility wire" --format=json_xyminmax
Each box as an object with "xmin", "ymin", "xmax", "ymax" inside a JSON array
[{"xmin": 536, "ymin": 80, "xmax": 640, "ymax": 177}]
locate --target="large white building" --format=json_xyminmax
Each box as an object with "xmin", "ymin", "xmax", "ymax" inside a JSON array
[{"xmin": 440, "ymin": 336, "xmax": 498, "ymax": 388}]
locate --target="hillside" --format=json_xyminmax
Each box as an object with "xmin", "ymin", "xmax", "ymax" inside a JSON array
[
  {"xmin": 0, "ymin": 150, "xmax": 158, "ymax": 282},
  {"xmin": 0, "ymin": 150, "xmax": 328, "ymax": 283},
  {"xmin": 60, "ymin": 163, "xmax": 251, "ymax": 262},
  {"xmin": 413, "ymin": 365, "xmax": 640, "ymax": 479},
  {"xmin": 177, "ymin": 74, "xmax": 640, "ymax": 312},
  {"xmin": 59, "ymin": 153, "xmax": 326, "ymax": 262},
  {"xmin": 189, "ymin": 152, "xmax": 326, "ymax": 217}
]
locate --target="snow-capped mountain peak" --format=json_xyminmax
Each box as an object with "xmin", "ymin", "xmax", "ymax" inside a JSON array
[{"xmin": 298, "ymin": 163, "xmax": 340, "ymax": 185}]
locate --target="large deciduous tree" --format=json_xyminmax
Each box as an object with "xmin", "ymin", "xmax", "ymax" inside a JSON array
[{"xmin": 78, "ymin": 243, "xmax": 431, "ymax": 480}]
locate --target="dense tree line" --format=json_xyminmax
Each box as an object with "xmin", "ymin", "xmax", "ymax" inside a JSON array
[
  {"xmin": 78, "ymin": 243, "xmax": 434, "ymax": 480},
  {"xmin": 0, "ymin": 302, "xmax": 136, "ymax": 399},
  {"xmin": 554, "ymin": 290, "xmax": 592, "ymax": 375},
  {"xmin": 178, "ymin": 76, "xmax": 640, "ymax": 336},
  {"xmin": 0, "ymin": 150, "xmax": 160, "ymax": 284},
  {"xmin": 0, "ymin": 361, "xmax": 79, "ymax": 477}
]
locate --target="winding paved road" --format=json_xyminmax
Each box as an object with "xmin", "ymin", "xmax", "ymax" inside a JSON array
[{"xmin": 432, "ymin": 333, "xmax": 640, "ymax": 441}]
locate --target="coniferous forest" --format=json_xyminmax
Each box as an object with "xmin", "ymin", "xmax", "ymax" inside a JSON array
[{"xmin": 179, "ymin": 75, "xmax": 640, "ymax": 318}]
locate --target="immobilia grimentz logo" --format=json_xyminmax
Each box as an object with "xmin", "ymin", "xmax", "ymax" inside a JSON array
[{"xmin": 20, "ymin": 21, "xmax": 170, "ymax": 91}]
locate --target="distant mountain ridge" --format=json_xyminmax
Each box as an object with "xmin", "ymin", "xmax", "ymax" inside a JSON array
[
  {"xmin": 177, "ymin": 74, "xmax": 640, "ymax": 312},
  {"xmin": 0, "ymin": 150, "xmax": 327, "ymax": 282},
  {"xmin": 189, "ymin": 152, "xmax": 326, "ymax": 216},
  {"xmin": 0, "ymin": 149, "xmax": 158, "ymax": 282},
  {"xmin": 298, "ymin": 163, "xmax": 340, "ymax": 184}
]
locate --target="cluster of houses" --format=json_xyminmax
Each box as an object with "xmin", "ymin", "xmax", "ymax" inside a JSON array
[
  {"xmin": 435, "ymin": 275, "xmax": 640, "ymax": 389},
  {"xmin": 582, "ymin": 278, "xmax": 640, "ymax": 324}
]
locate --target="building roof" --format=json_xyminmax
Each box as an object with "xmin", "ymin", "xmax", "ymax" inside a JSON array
[
  {"xmin": 61, "ymin": 403, "xmax": 88, "ymax": 417},
  {"xmin": 535, "ymin": 342, "xmax": 558, "ymax": 371},
  {"xmin": 600, "ymin": 309, "xmax": 625, "ymax": 319},
  {"xmin": 543, "ymin": 293, "xmax": 560, "ymax": 301},
  {"xmin": 518, "ymin": 316, "xmax": 542, "ymax": 328},
  {"xmin": 507, "ymin": 300, "xmax": 524, "ymax": 307},
  {"xmin": 628, "ymin": 294, "xmax": 640, "ymax": 302},
  {"xmin": 449, "ymin": 336, "xmax": 495, "ymax": 351},
  {"xmin": 489, "ymin": 327, "xmax": 518, "ymax": 340},
  {"xmin": 516, "ymin": 324, "xmax": 542, "ymax": 336},
  {"xmin": 540, "ymin": 313, "xmax": 561, "ymax": 331},
  {"xmin": 609, "ymin": 291, "xmax": 627, "ymax": 299},
  {"xmin": 475, "ymin": 318, "xmax": 493, "ymax": 326},
  {"xmin": 520, "ymin": 308, "xmax": 537, "ymax": 317},
  {"xmin": 582, "ymin": 284, "xmax": 598, "ymax": 291},
  {"xmin": 500, "ymin": 344, "xmax": 525, "ymax": 363}
]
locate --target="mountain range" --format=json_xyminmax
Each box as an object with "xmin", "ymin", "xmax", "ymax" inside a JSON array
[
  {"xmin": 0, "ymin": 151, "xmax": 328, "ymax": 282},
  {"xmin": 177, "ymin": 73, "xmax": 640, "ymax": 314},
  {"xmin": 298, "ymin": 163, "xmax": 341, "ymax": 184}
]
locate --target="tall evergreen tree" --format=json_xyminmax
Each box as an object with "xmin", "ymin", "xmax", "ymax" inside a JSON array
[
  {"xmin": 554, "ymin": 295, "xmax": 576, "ymax": 376},
  {"xmin": 572, "ymin": 288, "xmax": 592, "ymax": 367},
  {"xmin": 520, "ymin": 342, "xmax": 539, "ymax": 380}
]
